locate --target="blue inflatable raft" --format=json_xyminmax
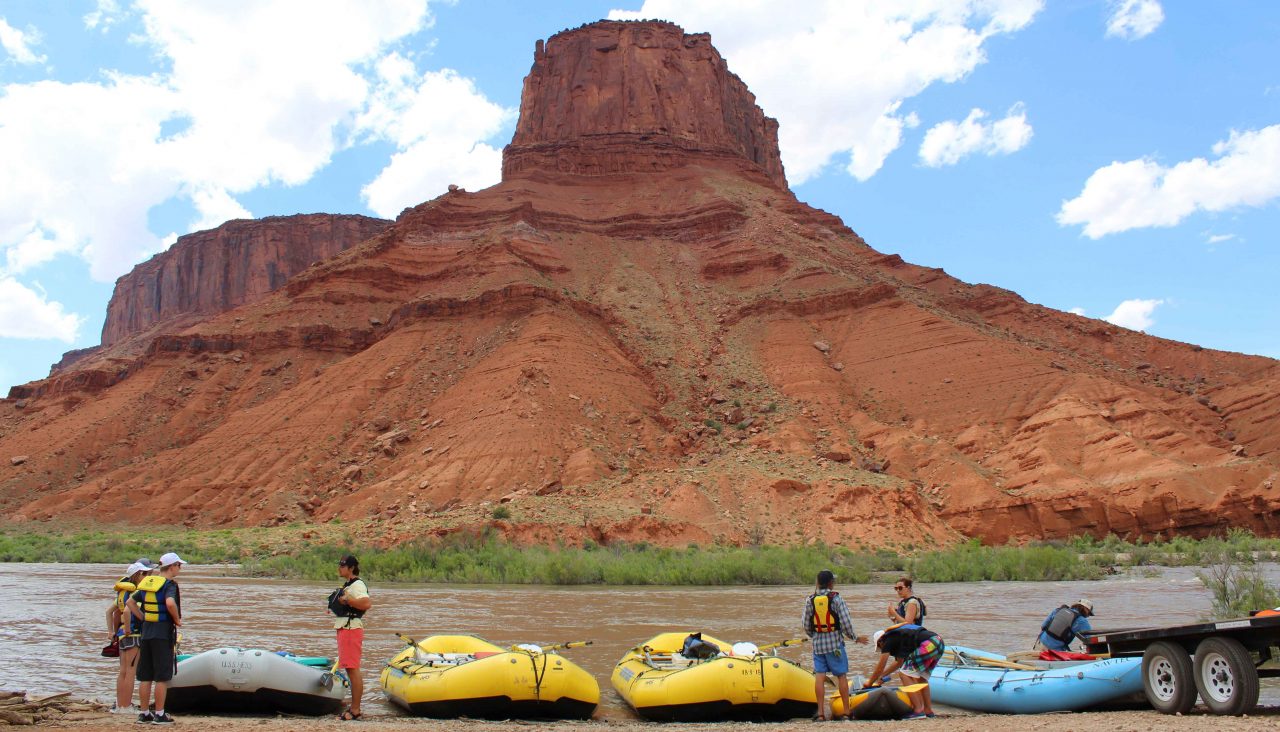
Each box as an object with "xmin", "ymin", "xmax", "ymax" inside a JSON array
[{"xmin": 929, "ymin": 646, "xmax": 1143, "ymax": 714}]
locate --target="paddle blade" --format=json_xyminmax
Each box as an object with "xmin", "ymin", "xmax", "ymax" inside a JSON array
[{"xmin": 899, "ymin": 682, "xmax": 929, "ymax": 693}]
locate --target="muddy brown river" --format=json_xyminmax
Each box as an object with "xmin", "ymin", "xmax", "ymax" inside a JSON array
[{"xmin": 16, "ymin": 563, "xmax": 1280, "ymax": 717}]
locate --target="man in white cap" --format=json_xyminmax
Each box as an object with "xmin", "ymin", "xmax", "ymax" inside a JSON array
[
  {"xmin": 1037, "ymin": 599, "xmax": 1094, "ymax": 652},
  {"xmin": 126, "ymin": 552, "xmax": 186, "ymax": 724}
]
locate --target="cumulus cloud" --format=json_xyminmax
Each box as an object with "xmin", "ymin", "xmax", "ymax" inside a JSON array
[
  {"xmin": 1058, "ymin": 125, "xmax": 1280, "ymax": 238},
  {"xmin": 609, "ymin": 1, "xmax": 1043, "ymax": 184},
  {"xmin": 919, "ymin": 103, "xmax": 1032, "ymax": 167},
  {"xmin": 0, "ymin": 276, "xmax": 82, "ymax": 342},
  {"xmin": 0, "ymin": 1, "xmax": 510, "ymax": 289},
  {"xmin": 357, "ymin": 58, "xmax": 514, "ymax": 216},
  {"xmin": 1068, "ymin": 307, "xmax": 1086, "ymax": 316},
  {"xmin": 1104, "ymin": 298, "xmax": 1163, "ymax": 331},
  {"xmin": 0, "ymin": 17, "xmax": 46, "ymax": 64},
  {"xmin": 1106, "ymin": 0, "xmax": 1164, "ymax": 40}
]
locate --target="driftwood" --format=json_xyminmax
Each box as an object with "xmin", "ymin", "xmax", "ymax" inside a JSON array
[{"xmin": 0, "ymin": 690, "xmax": 106, "ymax": 725}]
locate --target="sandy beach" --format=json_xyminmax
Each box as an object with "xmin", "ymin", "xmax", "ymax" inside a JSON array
[{"xmin": 37, "ymin": 708, "xmax": 1280, "ymax": 732}]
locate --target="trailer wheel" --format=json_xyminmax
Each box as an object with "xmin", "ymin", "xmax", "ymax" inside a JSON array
[
  {"xmin": 1143, "ymin": 641, "xmax": 1196, "ymax": 714},
  {"xmin": 1193, "ymin": 636, "xmax": 1259, "ymax": 716}
]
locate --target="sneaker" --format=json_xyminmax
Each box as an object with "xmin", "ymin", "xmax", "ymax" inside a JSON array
[
  {"xmin": 152, "ymin": 712, "xmax": 175, "ymax": 725},
  {"xmin": 136, "ymin": 711, "xmax": 154, "ymax": 724},
  {"xmin": 903, "ymin": 712, "xmax": 928, "ymax": 720}
]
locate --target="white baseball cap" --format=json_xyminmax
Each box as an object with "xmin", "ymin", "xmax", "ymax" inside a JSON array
[
  {"xmin": 872, "ymin": 630, "xmax": 885, "ymax": 647},
  {"xmin": 125, "ymin": 561, "xmax": 149, "ymax": 576},
  {"xmin": 160, "ymin": 552, "xmax": 187, "ymax": 568}
]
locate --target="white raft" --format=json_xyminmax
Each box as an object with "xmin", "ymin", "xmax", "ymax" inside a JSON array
[{"xmin": 166, "ymin": 648, "xmax": 347, "ymax": 715}]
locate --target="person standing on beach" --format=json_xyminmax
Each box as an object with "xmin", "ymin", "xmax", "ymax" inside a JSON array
[
  {"xmin": 887, "ymin": 577, "xmax": 926, "ymax": 626},
  {"xmin": 108, "ymin": 559, "xmax": 155, "ymax": 714},
  {"xmin": 126, "ymin": 552, "xmax": 185, "ymax": 724},
  {"xmin": 802, "ymin": 569, "xmax": 867, "ymax": 720},
  {"xmin": 331, "ymin": 555, "xmax": 371, "ymax": 721}
]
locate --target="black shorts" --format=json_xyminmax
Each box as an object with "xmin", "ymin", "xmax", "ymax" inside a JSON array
[{"xmin": 136, "ymin": 638, "xmax": 176, "ymax": 682}]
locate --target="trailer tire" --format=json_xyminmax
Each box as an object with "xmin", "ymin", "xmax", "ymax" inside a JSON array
[
  {"xmin": 1193, "ymin": 636, "xmax": 1259, "ymax": 716},
  {"xmin": 1143, "ymin": 641, "xmax": 1196, "ymax": 714}
]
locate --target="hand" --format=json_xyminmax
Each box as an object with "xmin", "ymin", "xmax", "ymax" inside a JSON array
[{"xmin": 855, "ymin": 636, "xmax": 869, "ymax": 645}]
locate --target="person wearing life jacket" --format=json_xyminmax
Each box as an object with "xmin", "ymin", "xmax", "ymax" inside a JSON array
[
  {"xmin": 1036, "ymin": 599, "xmax": 1094, "ymax": 652},
  {"xmin": 887, "ymin": 577, "xmax": 926, "ymax": 626},
  {"xmin": 126, "ymin": 552, "xmax": 186, "ymax": 725},
  {"xmin": 802, "ymin": 569, "xmax": 868, "ymax": 721},
  {"xmin": 332, "ymin": 555, "xmax": 372, "ymax": 721},
  {"xmin": 868, "ymin": 623, "xmax": 946, "ymax": 719},
  {"xmin": 108, "ymin": 559, "xmax": 155, "ymax": 714}
]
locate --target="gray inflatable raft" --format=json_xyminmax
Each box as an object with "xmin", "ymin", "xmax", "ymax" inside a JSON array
[{"xmin": 167, "ymin": 648, "xmax": 347, "ymax": 715}]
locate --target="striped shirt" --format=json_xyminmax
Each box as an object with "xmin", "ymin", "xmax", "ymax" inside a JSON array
[{"xmin": 802, "ymin": 590, "xmax": 857, "ymax": 655}]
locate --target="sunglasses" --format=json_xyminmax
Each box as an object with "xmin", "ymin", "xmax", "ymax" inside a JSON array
[{"xmin": 893, "ymin": 585, "xmax": 906, "ymax": 590}]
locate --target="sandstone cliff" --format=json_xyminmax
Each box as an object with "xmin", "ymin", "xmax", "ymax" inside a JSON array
[
  {"xmin": 99, "ymin": 214, "xmax": 390, "ymax": 348},
  {"xmin": 1, "ymin": 21, "xmax": 1276, "ymax": 546},
  {"xmin": 503, "ymin": 21, "xmax": 786, "ymax": 189}
]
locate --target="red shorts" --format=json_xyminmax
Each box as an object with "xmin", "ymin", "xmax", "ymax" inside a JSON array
[{"xmin": 336, "ymin": 628, "xmax": 364, "ymax": 669}]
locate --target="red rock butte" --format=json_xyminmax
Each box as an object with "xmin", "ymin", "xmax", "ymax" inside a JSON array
[{"xmin": 2, "ymin": 20, "xmax": 1278, "ymax": 547}]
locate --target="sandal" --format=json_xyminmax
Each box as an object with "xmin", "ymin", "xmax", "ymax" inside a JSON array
[{"xmin": 339, "ymin": 709, "xmax": 363, "ymax": 721}]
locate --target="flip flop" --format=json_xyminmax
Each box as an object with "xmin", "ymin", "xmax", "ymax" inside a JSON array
[{"xmin": 339, "ymin": 709, "xmax": 363, "ymax": 721}]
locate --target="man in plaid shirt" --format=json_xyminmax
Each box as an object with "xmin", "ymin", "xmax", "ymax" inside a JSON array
[{"xmin": 803, "ymin": 569, "xmax": 867, "ymax": 720}]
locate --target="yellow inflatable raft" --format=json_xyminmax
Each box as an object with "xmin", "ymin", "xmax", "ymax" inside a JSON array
[
  {"xmin": 380, "ymin": 635, "xmax": 598, "ymax": 719},
  {"xmin": 611, "ymin": 632, "xmax": 816, "ymax": 721}
]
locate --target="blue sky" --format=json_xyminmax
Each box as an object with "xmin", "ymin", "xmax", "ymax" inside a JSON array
[{"xmin": 1, "ymin": 1, "xmax": 1278, "ymax": 393}]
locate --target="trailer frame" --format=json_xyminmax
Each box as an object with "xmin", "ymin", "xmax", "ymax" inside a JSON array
[{"xmin": 1084, "ymin": 614, "xmax": 1280, "ymax": 715}]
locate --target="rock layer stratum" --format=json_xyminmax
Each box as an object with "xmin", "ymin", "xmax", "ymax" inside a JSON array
[{"xmin": 2, "ymin": 20, "xmax": 1277, "ymax": 546}]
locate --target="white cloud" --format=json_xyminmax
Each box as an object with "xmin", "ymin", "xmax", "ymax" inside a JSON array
[
  {"xmin": 0, "ymin": 1, "xmax": 500, "ymax": 287},
  {"xmin": 1104, "ymin": 298, "xmax": 1163, "ymax": 331},
  {"xmin": 83, "ymin": 0, "xmax": 125, "ymax": 32},
  {"xmin": 919, "ymin": 103, "xmax": 1032, "ymax": 167},
  {"xmin": 356, "ymin": 60, "xmax": 514, "ymax": 215},
  {"xmin": 1068, "ymin": 307, "xmax": 1086, "ymax": 316},
  {"xmin": 1058, "ymin": 125, "xmax": 1280, "ymax": 238},
  {"xmin": 1206, "ymin": 233, "xmax": 1236, "ymax": 245},
  {"xmin": 0, "ymin": 276, "xmax": 82, "ymax": 342},
  {"xmin": 609, "ymin": 1, "xmax": 1044, "ymax": 184},
  {"xmin": 1106, "ymin": 0, "xmax": 1164, "ymax": 40},
  {"xmin": 0, "ymin": 17, "xmax": 46, "ymax": 64}
]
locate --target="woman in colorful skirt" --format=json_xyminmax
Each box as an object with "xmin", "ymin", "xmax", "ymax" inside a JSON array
[{"xmin": 868, "ymin": 623, "xmax": 945, "ymax": 719}]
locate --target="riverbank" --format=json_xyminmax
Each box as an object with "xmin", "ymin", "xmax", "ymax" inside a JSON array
[
  {"xmin": 39, "ymin": 707, "xmax": 1280, "ymax": 731},
  {"xmin": 2, "ymin": 523, "xmax": 1276, "ymax": 585}
]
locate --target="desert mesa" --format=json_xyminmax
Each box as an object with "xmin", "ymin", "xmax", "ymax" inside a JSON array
[{"xmin": 2, "ymin": 20, "xmax": 1278, "ymax": 547}]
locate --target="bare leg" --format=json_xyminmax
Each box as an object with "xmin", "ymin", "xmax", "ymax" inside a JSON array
[
  {"xmin": 920, "ymin": 683, "xmax": 933, "ymax": 715},
  {"xmin": 813, "ymin": 672, "xmax": 827, "ymax": 719},
  {"xmin": 899, "ymin": 671, "xmax": 924, "ymax": 713},
  {"xmin": 836, "ymin": 674, "xmax": 850, "ymax": 719},
  {"xmin": 154, "ymin": 682, "xmax": 167, "ymax": 712},
  {"xmin": 137, "ymin": 681, "xmax": 152, "ymax": 712},
  {"xmin": 348, "ymin": 667, "xmax": 363, "ymax": 714},
  {"xmin": 116, "ymin": 648, "xmax": 138, "ymax": 708}
]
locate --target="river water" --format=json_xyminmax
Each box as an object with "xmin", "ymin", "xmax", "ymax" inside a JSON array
[{"xmin": 15, "ymin": 563, "xmax": 1280, "ymax": 717}]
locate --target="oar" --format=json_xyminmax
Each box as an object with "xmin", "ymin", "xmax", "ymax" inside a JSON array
[
  {"xmin": 943, "ymin": 651, "xmax": 1037, "ymax": 671},
  {"xmin": 827, "ymin": 681, "xmax": 930, "ymax": 700},
  {"xmin": 318, "ymin": 657, "xmax": 341, "ymax": 690},
  {"xmin": 758, "ymin": 637, "xmax": 808, "ymax": 652},
  {"xmin": 396, "ymin": 633, "xmax": 422, "ymax": 648},
  {"xmin": 509, "ymin": 640, "xmax": 593, "ymax": 654}
]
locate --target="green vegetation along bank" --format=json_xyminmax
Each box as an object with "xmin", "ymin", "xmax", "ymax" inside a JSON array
[{"xmin": 2, "ymin": 524, "xmax": 1278, "ymax": 587}]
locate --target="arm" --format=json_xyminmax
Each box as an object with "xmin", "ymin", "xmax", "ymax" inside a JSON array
[
  {"xmin": 835, "ymin": 597, "xmax": 862, "ymax": 643},
  {"xmin": 166, "ymin": 596, "xmax": 181, "ymax": 627},
  {"xmin": 343, "ymin": 594, "xmax": 372, "ymax": 612},
  {"xmin": 107, "ymin": 604, "xmax": 120, "ymax": 637},
  {"xmin": 867, "ymin": 652, "xmax": 896, "ymax": 684},
  {"xmin": 900, "ymin": 599, "xmax": 919, "ymax": 625},
  {"xmin": 125, "ymin": 595, "xmax": 143, "ymax": 622},
  {"xmin": 802, "ymin": 599, "xmax": 815, "ymax": 638}
]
